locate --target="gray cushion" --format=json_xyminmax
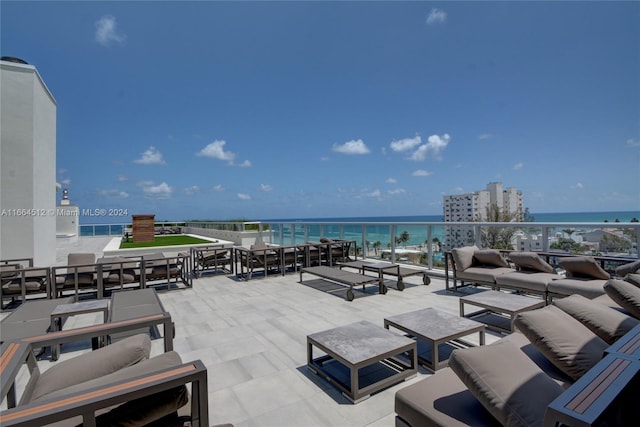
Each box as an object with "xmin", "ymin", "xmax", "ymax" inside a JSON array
[
  {"xmin": 604, "ymin": 279, "xmax": 640, "ymax": 319},
  {"xmin": 553, "ymin": 294, "xmax": 639, "ymax": 344},
  {"xmin": 616, "ymin": 260, "xmax": 640, "ymax": 277},
  {"xmin": 625, "ymin": 273, "xmax": 640, "ymax": 287},
  {"xmin": 30, "ymin": 334, "xmax": 151, "ymax": 402},
  {"xmin": 452, "ymin": 246, "xmax": 479, "ymax": 272},
  {"xmin": 473, "ymin": 249, "xmax": 509, "ymax": 268},
  {"xmin": 456, "ymin": 266, "xmax": 514, "ymax": 284},
  {"xmin": 514, "ymin": 305, "xmax": 608, "ymax": 381},
  {"xmin": 558, "ymin": 256, "xmax": 610, "ymax": 280},
  {"xmin": 495, "ymin": 271, "xmax": 558, "ymax": 293},
  {"xmin": 395, "ymin": 367, "xmax": 500, "ymax": 427},
  {"xmin": 40, "ymin": 351, "xmax": 189, "ymax": 426},
  {"xmin": 449, "ymin": 341, "xmax": 564, "ymax": 427},
  {"xmin": 547, "ymin": 277, "xmax": 607, "ymax": 299},
  {"xmin": 509, "ymin": 252, "xmax": 554, "ymax": 273}
]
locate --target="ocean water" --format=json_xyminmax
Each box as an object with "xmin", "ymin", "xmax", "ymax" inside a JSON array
[{"xmin": 264, "ymin": 210, "xmax": 639, "ymax": 248}]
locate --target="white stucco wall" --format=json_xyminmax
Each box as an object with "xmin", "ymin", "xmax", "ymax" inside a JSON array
[{"xmin": 0, "ymin": 60, "xmax": 56, "ymax": 265}]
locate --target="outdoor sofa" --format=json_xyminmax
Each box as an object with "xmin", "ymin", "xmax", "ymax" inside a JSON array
[
  {"xmin": 446, "ymin": 246, "xmax": 638, "ymax": 304},
  {"xmin": 394, "ymin": 290, "xmax": 640, "ymax": 426},
  {"xmin": 445, "ymin": 246, "xmax": 515, "ymax": 292}
]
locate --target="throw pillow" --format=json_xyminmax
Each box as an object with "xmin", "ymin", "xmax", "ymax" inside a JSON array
[
  {"xmin": 473, "ymin": 249, "xmax": 510, "ymax": 268},
  {"xmin": 508, "ymin": 252, "xmax": 554, "ymax": 273},
  {"xmin": 553, "ymin": 294, "xmax": 639, "ymax": 344},
  {"xmin": 604, "ymin": 279, "xmax": 640, "ymax": 319},
  {"xmin": 449, "ymin": 341, "xmax": 564, "ymax": 427},
  {"xmin": 616, "ymin": 260, "xmax": 640, "ymax": 277},
  {"xmin": 513, "ymin": 305, "xmax": 608, "ymax": 381},
  {"xmin": 558, "ymin": 256, "xmax": 610, "ymax": 280},
  {"xmin": 451, "ymin": 245, "xmax": 478, "ymax": 271}
]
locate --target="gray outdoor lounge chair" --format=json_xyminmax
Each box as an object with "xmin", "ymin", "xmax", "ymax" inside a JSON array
[{"xmin": 0, "ymin": 331, "xmax": 211, "ymax": 427}]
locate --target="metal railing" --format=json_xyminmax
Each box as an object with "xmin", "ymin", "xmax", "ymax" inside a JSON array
[
  {"xmin": 82, "ymin": 220, "xmax": 640, "ymax": 270},
  {"xmin": 258, "ymin": 220, "xmax": 640, "ymax": 269}
]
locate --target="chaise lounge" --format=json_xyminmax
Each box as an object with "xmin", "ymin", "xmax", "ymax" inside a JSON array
[
  {"xmin": 0, "ymin": 330, "xmax": 209, "ymax": 426},
  {"xmin": 394, "ymin": 293, "xmax": 640, "ymax": 426}
]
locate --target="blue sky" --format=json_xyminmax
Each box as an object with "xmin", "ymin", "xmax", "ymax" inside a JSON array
[{"xmin": 2, "ymin": 1, "xmax": 639, "ymax": 221}]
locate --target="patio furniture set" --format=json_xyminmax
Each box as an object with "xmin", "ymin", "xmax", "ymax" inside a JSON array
[
  {"xmin": 445, "ymin": 246, "xmax": 639, "ymax": 303},
  {"xmin": 1, "ymin": 252, "xmax": 192, "ymax": 309},
  {"xmin": 0, "ymin": 288, "xmax": 226, "ymax": 427},
  {"xmin": 305, "ymin": 260, "xmax": 640, "ymax": 426}
]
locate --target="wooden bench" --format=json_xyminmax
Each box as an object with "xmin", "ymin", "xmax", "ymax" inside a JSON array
[{"xmin": 299, "ymin": 266, "xmax": 384, "ymax": 301}]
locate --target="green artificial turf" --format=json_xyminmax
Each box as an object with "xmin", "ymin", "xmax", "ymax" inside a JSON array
[{"xmin": 120, "ymin": 235, "xmax": 210, "ymax": 249}]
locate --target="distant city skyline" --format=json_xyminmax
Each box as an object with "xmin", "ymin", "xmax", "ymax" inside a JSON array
[{"xmin": 2, "ymin": 1, "xmax": 638, "ymax": 220}]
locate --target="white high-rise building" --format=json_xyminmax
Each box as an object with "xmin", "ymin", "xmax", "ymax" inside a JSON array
[
  {"xmin": 0, "ymin": 58, "xmax": 57, "ymax": 266},
  {"xmin": 443, "ymin": 182, "xmax": 523, "ymax": 249}
]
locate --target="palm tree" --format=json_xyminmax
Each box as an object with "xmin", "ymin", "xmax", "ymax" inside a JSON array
[
  {"xmin": 398, "ymin": 230, "xmax": 410, "ymax": 247},
  {"xmin": 373, "ymin": 241, "xmax": 381, "ymax": 256}
]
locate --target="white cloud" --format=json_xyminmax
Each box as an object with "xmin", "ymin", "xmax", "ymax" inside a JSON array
[
  {"xmin": 134, "ymin": 146, "xmax": 166, "ymax": 165},
  {"xmin": 184, "ymin": 185, "xmax": 200, "ymax": 195},
  {"xmin": 236, "ymin": 160, "xmax": 252, "ymax": 168},
  {"xmin": 212, "ymin": 184, "xmax": 224, "ymax": 192},
  {"xmin": 386, "ymin": 178, "xmax": 397, "ymax": 184},
  {"xmin": 390, "ymin": 135, "xmax": 422, "ymax": 152},
  {"xmin": 332, "ymin": 139, "xmax": 370, "ymax": 155},
  {"xmin": 412, "ymin": 169, "xmax": 434, "ymax": 176},
  {"xmin": 98, "ymin": 189, "xmax": 129, "ymax": 198},
  {"xmin": 365, "ymin": 189, "xmax": 381, "ymax": 198},
  {"xmin": 117, "ymin": 174, "xmax": 128, "ymax": 182},
  {"xmin": 426, "ymin": 8, "xmax": 447, "ymax": 25},
  {"xmin": 197, "ymin": 140, "xmax": 236, "ymax": 161},
  {"xmin": 260, "ymin": 184, "xmax": 273, "ymax": 192},
  {"xmin": 143, "ymin": 182, "xmax": 172, "ymax": 199},
  {"xmin": 61, "ymin": 178, "xmax": 72, "ymax": 186},
  {"xmin": 478, "ymin": 133, "xmax": 493, "ymax": 140},
  {"xmin": 513, "ymin": 162, "xmax": 524, "ymax": 170},
  {"xmin": 572, "ymin": 183, "xmax": 585, "ymax": 190},
  {"xmin": 95, "ymin": 15, "xmax": 126, "ymax": 46},
  {"xmin": 627, "ymin": 138, "xmax": 640, "ymax": 147},
  {"xmin": 237, "ymin": 193, "xmax": 251, "ymax": 200},
  {"xmin": 410, "ymin": 134, "xmax": 451, "ymax": 161},
  {"xmin": 388, "ymin": 188, "xmax": 406, "ymax": 195}
]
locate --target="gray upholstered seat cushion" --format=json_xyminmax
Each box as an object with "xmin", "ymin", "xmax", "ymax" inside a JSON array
[
  {"xmin": 452, "ymin": 246, "xmax": 479, "ymax": 272},
  {"xmin": 30, "ymin": 334, "xmax": 151, "ymax": 402},
  {"xmin": 395, "ymin": 366, "xmax": 500, "ymax": 427},
  {"xmin": 37, "ymin": 351, "xmax": 189, "ymax": 426},
  {"xmin": 553, "ymin": 294, "xmax": 639, "ymax": 344},
  {"xmin": 558, "ymin": 256, "xmax": 610, "ymax": 280},
  {"xmin": 473, "ymin": 249, "xmax": 509, "ymax": 268},
  {"xmin": 456, "ymin": 266, "xmax": 514, "ymax": 284},
  {"xmin": 513, "ymin": 305, "xmax": 608, "ymax": 381},
  {"xmin": 495, "ymin": 271, "xmax": 559, "ymax": 293},
  {"xmin": 547, "ymin": 277, "xmax": 607, "ymax": 299},
  {"xmin": 509, "ymin": 252, "xmax": 554, "ymax": 273},
  {"xmin": 449, "ymin": 340, "xmax": 564, "ymax": 427},
  {"xmin": 604, "ymin": 279, "xmax": 640, "ymax": 319}
]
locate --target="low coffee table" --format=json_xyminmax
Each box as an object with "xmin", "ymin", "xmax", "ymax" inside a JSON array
[
  {"xmin": 460, "ymin": 290, "xmax": 545, "ymax": 333},
  {"xmin": 50, "ymin": 299, "xmax": 110, "ymax": 360},
  {"xmin": 384, "ymin": 307, "xmax": 485, "ymax": 371},
  {"xmin": 307, "ymin": 320, "xmax": 417, "ymax": 403}
]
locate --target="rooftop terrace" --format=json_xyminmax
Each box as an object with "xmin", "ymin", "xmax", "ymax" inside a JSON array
[{"xmin": 9, "ymin": 236, "xmax": 504, "ymax": 426}]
